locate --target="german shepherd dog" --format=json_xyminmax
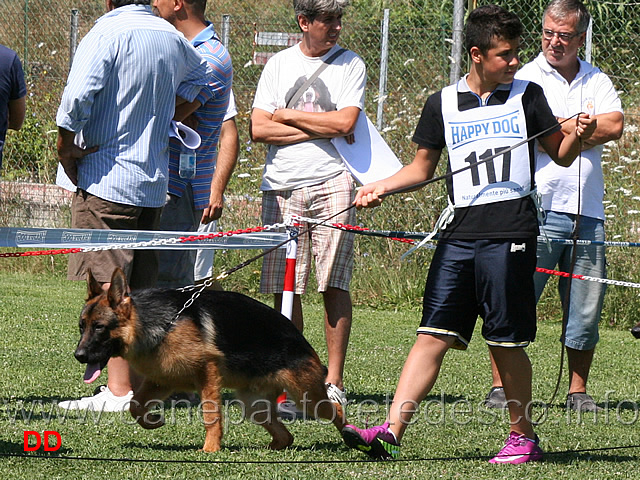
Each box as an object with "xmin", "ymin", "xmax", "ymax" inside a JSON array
[{"xmin": 73, "ymin": 268, "xmax": 346, "ymax": 452}]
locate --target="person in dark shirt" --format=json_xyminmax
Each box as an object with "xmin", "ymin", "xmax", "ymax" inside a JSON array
[
  {"xmin": 340, "ymin": 4, "xmax": 595, "ymax": 464},
  {"xmin": 0, "ymin": 44, "xmax": 26, "ymax": 169}
]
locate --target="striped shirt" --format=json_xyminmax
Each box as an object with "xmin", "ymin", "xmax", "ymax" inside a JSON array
[
  {"xmin": 167, "ymin": 23, "xmax": 233, "ymax": 210},
  {"xmin": 56, "ymin": 5, "xmax": 211, "ymax": 208}
]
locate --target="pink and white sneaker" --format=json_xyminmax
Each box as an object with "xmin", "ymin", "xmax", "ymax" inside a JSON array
[
  {"xmin": 341, "ymin": 421, "xmax": 400, "ymax": 460},
  {"xmin": 489, "ymin": 431, "xmax": 543, "ymax": 464}
]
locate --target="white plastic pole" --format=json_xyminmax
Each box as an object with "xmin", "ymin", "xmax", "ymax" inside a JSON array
[
  {"xmin": 376, "ymin": 9, "xmax": 390, "ymax": 130},
  {"xmin": 280, "ymin": 227, "xmax": 298, "ymax": 320}
]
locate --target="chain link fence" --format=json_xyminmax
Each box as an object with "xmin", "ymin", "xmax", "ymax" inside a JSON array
[{"xmin": 0, "ymin": 0, "xmax": 638, "ymax": 228}]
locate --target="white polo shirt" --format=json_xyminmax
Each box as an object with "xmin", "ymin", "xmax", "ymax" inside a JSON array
[{"xmin": 515, "ymin": 53, "xmax": 623, "ymax": 220}]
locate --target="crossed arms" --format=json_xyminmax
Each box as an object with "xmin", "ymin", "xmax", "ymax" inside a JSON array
[{"xmin": 249, "ymin": 105, "xmax": 360, "ymax": 145}]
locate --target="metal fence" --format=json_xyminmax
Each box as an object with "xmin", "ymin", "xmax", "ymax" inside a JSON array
[{"xmin": 0, "ymin": 0, "xmax": 638, "ymax": 228}]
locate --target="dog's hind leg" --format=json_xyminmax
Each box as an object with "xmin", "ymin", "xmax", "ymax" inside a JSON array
[
  {"xmin": 236, "ymin": 389, "xmax": 293, "ymax": 450},
  {"xmin": 199, "ymin": 364, "xmax": 225, "ymax": 452}
]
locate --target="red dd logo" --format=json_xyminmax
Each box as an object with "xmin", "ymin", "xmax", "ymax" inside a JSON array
[{"xmin": 23, "ymin": 431, "xmax": 61, "ymax": 452}]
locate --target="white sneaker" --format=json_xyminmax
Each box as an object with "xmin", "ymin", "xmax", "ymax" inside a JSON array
[
  {"xmin": 58, "ymin": 385, "xmax": 133, "ymax": 412},
  {"xmin": 276, "ymin": 399, "xmax": 301, "ymax": 421},
  {"xmin": 325, "ymin": 383, "xmax": 348, "ymax": 406}
]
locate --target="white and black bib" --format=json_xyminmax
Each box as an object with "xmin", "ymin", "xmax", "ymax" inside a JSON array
[{"xmin": 442, "ymin": 80, "xmax": 532, "ymax": 208}]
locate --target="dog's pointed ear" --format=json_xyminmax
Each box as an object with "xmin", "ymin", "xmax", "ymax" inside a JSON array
[
  {"xmin": 107, "ymin": 268, "xmax": 130, "ymax": 309},
  {"xmin": 86, "ymin": 269, "xmax": 103, "ymax": 300}
]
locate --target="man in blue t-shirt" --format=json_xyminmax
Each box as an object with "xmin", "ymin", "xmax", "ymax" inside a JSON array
[
  {"xmin": 0, "ymin": 44, "xmax": 26, "ymax": 169},
  {"xmin": 153, "ymin": 0, "xmax": 235, "ymax": 288}
]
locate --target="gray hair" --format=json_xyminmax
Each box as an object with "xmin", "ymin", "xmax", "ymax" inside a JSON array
[
  {"xmin": 293, "ymin": 0, "xmax": 351, "ymax": 21},
  {"xmin": 543, "ymin": 0, "xmax": 591, "ymax": 33}
]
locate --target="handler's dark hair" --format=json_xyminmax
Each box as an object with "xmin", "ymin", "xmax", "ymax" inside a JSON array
[
  {"xmin": 464, "ymin": 5, "xmax": 523, "ymax": 55},
  {"xmin": 184, "ymin": 0, "xmax": 207, "ymax": 13},
  {"xmin": 112, "ymin": 0, "xmax": 151, "ymax": 7}
]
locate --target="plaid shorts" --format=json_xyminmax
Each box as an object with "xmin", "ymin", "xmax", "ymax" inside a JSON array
[{"xmin": 260, "ymin": 171, "xmax": 356, "ymax": 294}]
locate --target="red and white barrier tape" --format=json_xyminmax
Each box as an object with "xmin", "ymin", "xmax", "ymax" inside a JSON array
[
  {"xmin": 0, "ymin": 223, "xmax": 291, "ymax": 258},
  {"xmin": 4, "ymin": 218, "xmax": 640, "ymax": 289}
]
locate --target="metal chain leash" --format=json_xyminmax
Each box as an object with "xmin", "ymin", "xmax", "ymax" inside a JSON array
[{"xmin": 171, "ymin": 216, "xmax": 300, "ymax": 321}]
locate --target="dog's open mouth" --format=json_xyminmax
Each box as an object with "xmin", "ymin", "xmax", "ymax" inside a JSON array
[{"xmin": 83, "ymin": 363, "xmax": 106, "ymax": 384}]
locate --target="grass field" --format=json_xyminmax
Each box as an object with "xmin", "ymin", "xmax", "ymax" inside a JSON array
[{"xmin": 2, "ymin": 271, "xmax": 640, "ymax": 479}]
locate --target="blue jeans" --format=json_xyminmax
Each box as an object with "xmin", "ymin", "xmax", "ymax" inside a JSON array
[{"xmin": 535, "ymin": 211, "xmax": 606, "ymax": 351}]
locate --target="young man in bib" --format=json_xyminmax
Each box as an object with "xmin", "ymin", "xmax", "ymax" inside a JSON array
[
  {"xmin": 341, "ymin": 5, "xmax": 595, "ymax": 464},
  {"xmin": 484, "ymin": 0, "xmax": 624, "ymax": 414}
]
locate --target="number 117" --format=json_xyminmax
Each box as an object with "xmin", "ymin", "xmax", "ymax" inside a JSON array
[{"xmin": 464, "ymin": 147, "xmax": 511, "ymax": 186}]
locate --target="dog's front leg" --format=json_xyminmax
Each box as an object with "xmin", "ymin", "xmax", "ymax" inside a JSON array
[
  {"xmin": 129, "ymin": 380, "xmax": 172, "ymax": 430},
  {"xmin": 199, "ymin": 363, "xmax": 224, "ymax": 452}
]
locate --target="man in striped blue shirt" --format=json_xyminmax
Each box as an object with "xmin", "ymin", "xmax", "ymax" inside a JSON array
[
  {"xmin": 153, "ymin": 0, "xmax": 236, "ymax": 288},
  {"xmin": 56, "ymin": 0, "xmax": 212, "ymax": 413}
]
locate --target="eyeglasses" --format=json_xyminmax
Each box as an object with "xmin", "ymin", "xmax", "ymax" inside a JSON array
[{"xmin": 542, "ymin": 29, "xmax": 580, "ymax": 43}]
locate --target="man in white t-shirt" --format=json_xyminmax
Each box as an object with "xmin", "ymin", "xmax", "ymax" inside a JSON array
[
  {"xmin": 484, "ymin": 0, "xmax": 624, "ymax": 413},
  {"xmin": 250, "ymin": 0, "xmax": 366, "ymax": 407}
]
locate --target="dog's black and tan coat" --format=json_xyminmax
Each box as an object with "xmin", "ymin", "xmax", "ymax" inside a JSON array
[{"xmin": 73, "ymin": 268, "xmax": 346, "ymax": 452}]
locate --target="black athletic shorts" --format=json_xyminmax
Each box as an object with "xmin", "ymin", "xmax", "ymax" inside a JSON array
[{"xmin": 418, "ymin": 238, "xmax": 537, "ymax": 349}]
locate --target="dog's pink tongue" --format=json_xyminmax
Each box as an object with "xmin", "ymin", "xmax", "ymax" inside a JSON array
[{"xmin": 83, "ymin": 364, "xmax": 102, "ymax": 384}]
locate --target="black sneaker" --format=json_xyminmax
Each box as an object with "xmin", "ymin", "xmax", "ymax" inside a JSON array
[
  {"xmin": 566, "ymin": 392, "xmax": 603, "ymax": 412},
  {"xmin": 483, "ymin": 386, "xmax": 508, "ymax": 409}
]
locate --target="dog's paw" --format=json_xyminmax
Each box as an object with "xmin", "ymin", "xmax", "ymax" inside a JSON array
[
  {"xmin": 268, "ymin": 432, "xmax": 294, "ymax": 450},
  {"xmin": 199, "ymin": 444, "xmax": 221, "ymax": 453}
]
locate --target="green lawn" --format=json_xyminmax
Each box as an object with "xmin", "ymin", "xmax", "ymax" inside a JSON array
[{"xmin": 1, "ymin": 271, "xmax": 640, "ymax": 479}]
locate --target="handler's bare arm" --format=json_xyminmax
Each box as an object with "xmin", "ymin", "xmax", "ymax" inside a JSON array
[
  {"xmin": 272, "ymin": 106, "xmax": 359, "ymax": 138},
  {"xmin": 355, "ymin": 146, "xmax": 441, "ymax": 208},
  {"xmin": 7, "ymin": 96, "xmax": 26, "ymax": 131},
  {"xmin": 558, "ymin": 111, "xmax": 623, "ymax": 149},
  {"xmin": 538, "ymin": 113, "xmax": 597, "ymax": 167},
  {"xmin": 202, "ymin": 117, "xmax": 239, "ymax": 224},
  {"xmin": 250, "ymin": 106, "xmax": 360, "ymax": 146},
  {"xmin": 57, "ymin": 127, "xmax": 99, "ymax": 186},
  {"xmin": 174, "ymin": 95, "xmax": 202, "ymax": 126}
]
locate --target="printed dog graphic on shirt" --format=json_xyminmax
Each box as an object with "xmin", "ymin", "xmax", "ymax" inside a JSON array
[{"xmin": 286, "ymin": 76, "xmax": 336, "ymax": 113}]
